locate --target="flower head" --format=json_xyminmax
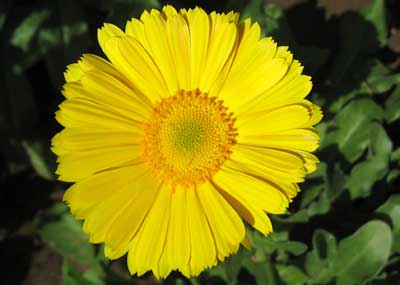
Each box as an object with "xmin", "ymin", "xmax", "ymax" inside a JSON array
[{"xmin": 52, "ymin": 5, "xmax": 322, "ymax": 279}]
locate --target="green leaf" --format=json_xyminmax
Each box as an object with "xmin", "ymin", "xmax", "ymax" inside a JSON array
[
  {"xmin": 277, "ymin": 241, "xmax": 308, "ymax": 256},
  {"xmin": 329, "ymin": 99, "xmax": 384, "ymax": 162},
  {"xmin": 391, "ymin": 147, "xmax": 400, "ymax": 162},
  {"xmin": 369, "ymin": 123, "xmax": 393, "ymax": 158},
  {"xmin": 10, "ymin": 10, "xmax": 51, "ymax": 52},
  {"xmin": 243, "ymin": 258, "xmax": 280, "ymax": 285},
  {"xmin": 40, "ymin": 203, "xmax": 98, "ymax": 267},
  {"xmin": 387, "ymin": 169, "xmax": 400, "ymax": 184},
  {"xmin": 222, "ymin": 248, "xmax": 250, "ymax": 283},
  {"xmin": 376, "ymin": 195, "xmax": 400, "ymax": 253},
  {"xmin": 63, "ymin": 260, "xmax": 101, "ymax": 285},
  {"xmin": 362, "ymin": 60, "xmax": 400, "ymax": 94},
  {"xmin": 22, "ymin": 140, "xmax": 55, "ymax": 180},
  {"xmin": 276, "ymin": 265, "xmax": 310, "ymax": 285},
  {"xmin": 361, "ymin": 0, "xmax": 387, "ymax": 48},
  {"xmin": 239, "ymin": 0, "xmax": 263, "ymax": 23},
  {"xmin": 385, "ymin": 86, "xmax": 400, "ymax": 123},
  {"xmin": 262, "ymin": 4, "xmax": 292, "ymax": 42},
  {"xmin": 333, "ymin": 220, "xmax": 392, "ymax": 285},
  {"xmin": 307, "ymin": 190, "xmax": 331, "ymax": 217},
  {"xmin": 325, "ymin": 164, "xmax": 347, "ymax": 202},
  {"xmin": 346, "ymin": 123, "xmax": 391, "ymax": 198},
  {"xmin": 300, "ymin": 185, "xmax": 322, "ymax": 208},
  {"xmin": 346, "ymin": 156, "xmax": 387, "ymax": 199},
  {"xmin": 106, "ymin": 0, "xmax": 160, "ymax": 27},
  {"xmin": 249, "ymin": 230, "xmax": 307, "ymax": 256},
  {"xmin": 304, "ymin": 230, "xmax": 336, "ymax": 284},
  {"xmin": 0, "ymin": 13, "xmax": 6, "ymax": 31}
]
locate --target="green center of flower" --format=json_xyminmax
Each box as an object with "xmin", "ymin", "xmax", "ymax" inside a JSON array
[
  {"xmin": 142, "ymin": 89, "xmax": 237, "ymax": 187},
  {"xmin": 172, "ymin": 119, "xmax": 206, "ymax": 154}
]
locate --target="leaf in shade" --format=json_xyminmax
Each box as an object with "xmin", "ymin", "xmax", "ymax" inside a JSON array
[
  {"xmin": 376, "ymin": 195, "xmax": 400, "ymax": 253},
  {"xmin": 0, "ymin": 13, "xmax": 6, "ymax": 31},
  {"xmin": 276, "ymin": 264, "xmax": 310, "ymax": 285},
  {"xmin": 63, "ymin": 260, "xmax": 102, "ymax": 285},
  {"xmin": 106, "ymin": 0, "xmax": 160, "ymax": 28},
  {"xmin": 243, "ymin": 258, "xmax": 280, "ymax": 285},
  {"xmin": 260, "ymin": 4, "xmax": 329, "ymax": 75},
  {"xmin": 361, "ymin": 0, "xmax": 387, "ymax": 48},
  {"xmin": 329, "ymin": 98, "xmax": 384, "ymax": 163},
  {"xmin": 304, "ymin": 229, "xmax": 336, "ymax": 284},
  {"xmin": 22, "ymin": 140, "xmax": 56, "ymax": 180},
  {"xmin": 239, "ymin": 0, "xmax": 263, "ymax": 23},
  {"xmin": 333, "ymin": 220, "xmax": 392, "ymax": 285},
  {"xmin": 346, "ymin": 123, "xmax": 391, "ymax": 199},
  {"xmin": 10, "ymin": 10, "xmax": 51, "ymax": 52},
  {"xmin": 217, "ymin": 248, "xmax": 250, "ymax": 283},
  {"xmin": 364, "ymin": 61, "xmax": 400, "ymax": 94},
  {"xmin": 385, "ymin": 86, "xmax": 400, "ymax": 123},
  {"xmin": 391, "ymin": 148, "xmax": 400, "ymax": 162},
  {"xmin": 369, "ymin": 122, "xmax": 393, "ymax": 158},
  {"xmin": 40, "ymin": 203, "xmax": 99, "ymax": 268},
  {"xmin": 249, "ymin": 230, "xmax": 307, "ymax": 257},
  {"xmin": 346, "ymin": 156, "xmax": 387, "ymax": 199}
]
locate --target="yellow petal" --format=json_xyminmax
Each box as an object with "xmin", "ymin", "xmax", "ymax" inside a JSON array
[
  {"xmin": 298, "ymin": 151, "xmax": 320, "ymax": 174},
  {"xmin": 80, "ymin": 71, "xmax": 151, "ymax": 120},
  {"xmin": 56, "ymin": 98, "xmax": 141, "ymax": 131},
  {"xmin": 103, "ymin": 36, "xmax": 169, "ymax": 105},
  {"xmin": 165, "ymin": 13, "xmax": 191, "ymax": 90},
  {"xmin": 104, "ymin": 170, "xmax": 160, "ymax": 251},
  {"xmin": 52, "ymin": 128, "xmax": 141, "ymax": 156},
  {"xmin": 237, "ymin": 101, "xmax": 314, "ymax": 134},
  {"xmin": 80, "ymin": 166, "xmax": 149, "ymax": 243},
  {"xmin": 185, "ymin": 185, "xmax": 216, "ymax": 276},
  {"xmin": 184, "ymin": 7, "xmax": 209, "ymax": 88},
  {"xmin": 125, "ymin": 18, "xmax": 149, "ymax": 49},
  {"xmin": 197, "ymin": 182, "xmax": 245, "ymax": 261},
  {"xmin": 133, "ymin": 184, "xmax": 170, "ymax": 276},
  {"xmin": 219, "ymin": 26, "xmax": 290, "ymax": 112},
  {"xmin": 104, "ymin": 244, "xmax": 129, "ymax": 259},
  {"xmin": 62, "ymin": 76, "xmax": 149, "ymax": 122},
  {"xmin": 240, "ymin": 60, "xmax": 312, "ymax": 114},
  {"xmin": 63, "ymin": 164, "xmax": 147, "ymax": 219},
  {"xmin": 238, "ymin": 128, "xmax": 320, "ymax": 152},
  {"xmin": 78, "ymin": 53, "xmax": 130, "ymax": 85},
  {"xmin": 55, "ymin": 144, "xmax": 142, "ymax": 182},
  {"xmin": 198, "ymin": 12, "xmax": 237, "ymax": 93},
  {"xmin": 97, "ymin": 23, "xmax": 124, "ymax": 55},
  {"xmin": 155, "ymin": 248, "xmax": 173, "ymax": 279},
  {"xmin": 165, "ymin": 187, "xmax": 190, "ymax": 269},
  {"xmin": 161, "ymin": 5, "xmax": 178, "ymax": 19},
  {"xmin": 127, "ymin": 237, "xmax": 140, "ymax": 275},
  {"xmin": 141, "ymin": 12, "xmax": 179, "ymax": 94},
  {"xmin": 229, "ymin": 144, "xmax": 307, "ymax": 183},
  {"xmin": 214, "ymin": 167, "xmax": 289, "ymax": 214},
  {"xmin": 309, "ymin": 104, "xmax": 323, "ymax": 126},
  {"xmin": 216, "ymin": 184, "xmax": 273, "ymax": 235},
  {"xmin": 64, "ymin": 63, "xmax": 83, "ymax": 82}
]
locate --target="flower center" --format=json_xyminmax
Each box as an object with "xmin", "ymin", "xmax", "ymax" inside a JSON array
[{"xmin": 142, "ymin": 89, "xmax": 237, "ymax": 187}]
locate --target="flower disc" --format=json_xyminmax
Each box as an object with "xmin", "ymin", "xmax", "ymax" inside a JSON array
[{"xmin": 143, "ymin": 89, "xmax": 237, "ymax": 187}]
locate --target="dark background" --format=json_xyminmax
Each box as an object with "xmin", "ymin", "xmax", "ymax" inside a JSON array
[{"xmin": 1, "ymin": 0, "xmax": 399, "ymax": 284}]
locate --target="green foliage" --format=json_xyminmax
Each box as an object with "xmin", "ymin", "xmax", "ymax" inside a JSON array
[
  {"xmin": 1, "ymin": 0, "xmax": 399, "ymax": 284},
  {"xmin": 333, "ymin": 221, "xmax": 392, "ymax": 285}
]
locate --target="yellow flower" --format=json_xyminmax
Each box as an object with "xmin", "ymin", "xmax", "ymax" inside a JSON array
[{"xmin": 52, "ymin": 5, "xmax": 322, "ymax": 279}]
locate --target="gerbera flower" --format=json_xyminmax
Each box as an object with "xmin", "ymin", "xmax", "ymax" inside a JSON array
[{"xmin": 52, "ymin": 5, "xmax": 322, "ymax": 279}]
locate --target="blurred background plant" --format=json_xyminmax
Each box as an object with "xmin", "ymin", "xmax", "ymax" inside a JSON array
[{"xmin": 0, "ymin": 0, "xmax": 399, "ymax": 284}]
